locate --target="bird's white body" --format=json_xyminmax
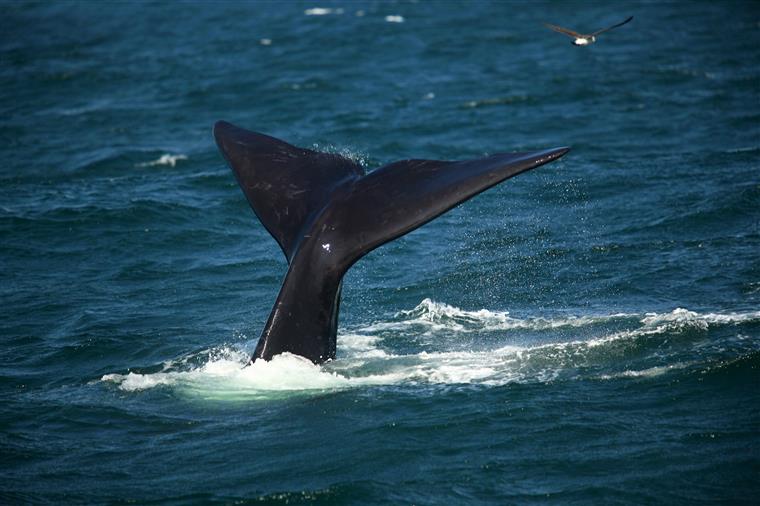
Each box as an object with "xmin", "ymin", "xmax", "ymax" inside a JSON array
[{"xmin": 572, "ymin": 37, "xmax": 594, "ymax": 46}]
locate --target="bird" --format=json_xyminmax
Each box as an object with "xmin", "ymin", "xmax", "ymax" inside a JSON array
[{"xmin": 545, "ymin": 16, "xmax": 633, "ymax": 46}]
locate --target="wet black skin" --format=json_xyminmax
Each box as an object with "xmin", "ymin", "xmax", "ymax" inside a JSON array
[{"xmin": 213, "ymin": 121, "xmax": 569, "ymax": 364}]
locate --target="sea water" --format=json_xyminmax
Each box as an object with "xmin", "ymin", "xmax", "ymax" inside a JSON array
[{"xmin": 1, "ymin": 1, "xmax": 759, "ymax": 503}]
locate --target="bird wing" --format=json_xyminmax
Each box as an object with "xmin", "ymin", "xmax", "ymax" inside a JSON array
[
  {"xmin": 545, "ymin": 23, "xmax": 583, "ymax": 39},
  {"xmin": 591, "ymin": 16, "xmax": 633, "ymax": 36}
]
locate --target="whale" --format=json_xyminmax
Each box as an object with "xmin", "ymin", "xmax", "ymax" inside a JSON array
[{"xmin": 213, "ymin": 121, "xmax": 569, "ymax": 364}]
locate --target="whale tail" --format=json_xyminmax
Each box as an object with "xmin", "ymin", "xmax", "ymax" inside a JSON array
[
  {"xmin": 214, "ymin": 121, "xmax": 365, "ymax": 264},
  {"xmin": 214, "ymin": 121, "xmax": 569, "ymax": 363}
]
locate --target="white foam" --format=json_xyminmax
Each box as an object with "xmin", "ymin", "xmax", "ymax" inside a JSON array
[
  {"xmin": 101, "ymin": 337, "xmax": 582, "ymax": 397},
  {"xmin": 103, "ymin": 351, "xmax": 353, "ymax": 398},
  {"xmin": 305, "ymin": 7, "xmax": 343, "ymax": 16},
  {"xmin": 360, "ymin": 300, "xmax": 760, "ymax": 337},
  {"xmin": 385, "ymin": 15, "xmax": 405, "ymax": 23},
  {"xmin": 641, "ymin": 308, "xmax": 760, "ymax": 328},
  {"xmin": 599, "ymin": 362, "xmax": 692, "ymax": 380},
  {"xmin": 102, "ymin": 371, "xmax": 178, "ymax": 391},
  {"xmin": 101, "ymin": 302, "xmax": 760, "ymax": 399},
  {"xmin": 359, "ymin": 298, "xmax": 633, "ymax": 334},
  {"xmin": 102, "ymin": 343, "xmax": 538, "ymax": 397},
  {"xmin": 340, "ymin": 333, "xmax": 387, "ymax": 358},
  {"xmin": 137, "ymin": 154, "xmax": 187, "ymax": 168}
]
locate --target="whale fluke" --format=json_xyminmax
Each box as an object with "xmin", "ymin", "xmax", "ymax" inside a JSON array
[{"xmin": 214, "ymin": 121, "xmax": 569, "ymax": 363}]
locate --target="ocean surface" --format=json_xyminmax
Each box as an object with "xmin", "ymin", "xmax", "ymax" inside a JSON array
[{"xmin": 2, "ymin": 1, "xmax": 759, "ymax": 504}]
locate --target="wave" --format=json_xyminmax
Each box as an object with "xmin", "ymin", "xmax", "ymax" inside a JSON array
[
  {"xmin": 598, "ymin": 362, "xmax": 694, "ymax": 380},
  {"xmin": 385, "ymin": 299, "xmax": 759, "ymax": 334},
  {"xmin": 641, "ymin": 307, "xmax": 760, "ymax": 327},
  {"xmin": 101, "ymin": 301, "xmax": 760, "ymax": 399},
  {"xmin": 361, "ymin": 298, "xmax": 637, "ymax": 334},
  {"xmin": 723, "ymin": 146, "xmax": 760, "ymax": 154}
]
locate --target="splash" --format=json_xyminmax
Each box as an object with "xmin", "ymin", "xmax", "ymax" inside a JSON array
[
  {"xmin": 102, "ymin": 302, "xmax": 760, "ymax": 399},
  {"xmin": 104, "ymin": 351, "xmax": 351, "ymax": 399},
  {"xmin": 362, "ymin": 298, "xmax": 634, "ymax": 334},
  {"xmin": 309, "ymin": 143, "xmax": 370, "ymax": 167}
]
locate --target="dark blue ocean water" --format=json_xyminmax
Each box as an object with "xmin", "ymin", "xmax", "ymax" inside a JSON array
[{"xmin": 2, "ymin": 1, "xmax": 759, "ymax": 504}]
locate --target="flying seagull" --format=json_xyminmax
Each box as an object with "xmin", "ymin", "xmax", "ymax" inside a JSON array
[{"xmin": 545, "ymin": 16, "xmax": 633, "ymax": 46}]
